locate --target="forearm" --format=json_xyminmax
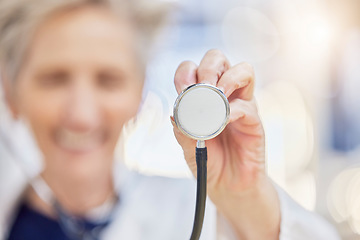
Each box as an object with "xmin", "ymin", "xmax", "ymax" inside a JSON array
[{"xmin": 210, "ymin": 175, "xmax": 281, "ymax": 240}]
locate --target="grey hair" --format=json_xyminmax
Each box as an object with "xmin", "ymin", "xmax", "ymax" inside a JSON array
[{"xmin": 0, "ymin": 0, "xmax": 171, "ymax": 83}]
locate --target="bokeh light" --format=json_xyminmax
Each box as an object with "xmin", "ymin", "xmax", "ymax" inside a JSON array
[
  {"xmin": 328, "ymin": 167, "xmax": 360, "ymax": 234},
  {"xmin": 222, "ymin": 7, "xmax": 280, "ymax": 62},
  {"xmin": 257, "ymin": 81, "xmax": 315, "ymax": 210}
]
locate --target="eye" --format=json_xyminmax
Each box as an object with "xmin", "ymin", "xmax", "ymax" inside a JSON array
[
  {"xmin": 37, "ymin": 71, "xmax": 70, "ymax": 88},
  {"xmin": 97, "ymin": 71, "xmax": 125, "ymax": 90}
]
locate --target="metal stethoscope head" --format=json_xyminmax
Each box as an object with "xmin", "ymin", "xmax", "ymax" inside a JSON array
[{"xmin": 173, "ymin": 83, "xmax": 230, "ymax": 144}]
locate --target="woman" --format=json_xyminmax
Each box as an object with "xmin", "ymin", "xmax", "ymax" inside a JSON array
[{"xmin": 0, "ymin": 0, "xmax": 340, "ymax": 239}]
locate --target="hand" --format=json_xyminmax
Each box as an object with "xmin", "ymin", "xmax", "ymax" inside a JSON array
[{"xmin": 172, "ymin": 49, "xmax": 280, "ymax": 240}]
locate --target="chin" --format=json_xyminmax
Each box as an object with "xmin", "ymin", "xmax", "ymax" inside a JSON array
[{"xmin": 44, "ymin": 147, "xmax": 114, "ymax": 180}]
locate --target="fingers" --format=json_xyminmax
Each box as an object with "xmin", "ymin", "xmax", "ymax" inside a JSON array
[
  {"xmin": 196, "ymin": 50, "xmax": 254, "ymax": 101},
  {"xmin": 227, "ymin": 98, "xmax": 264, "ymax": 137},
  {"xmin": 217, "ymin": 62, "xmax": 255, "ymax": 100},
  {"xmin": 175, "ymin": 50, "xmax": 254, "ymax": 102},
  {"xmin": 229, "ymin": 98, "xmax": 260, "ymax": 126},
  {"xmin": 174, "ymin": 51, "xmax": 257, "ymax": 135},
  {"xmin": 197, "ymin": 49, "xmax": 230, "ymax": 86},
  {"xmin": 174, "ymin": 61, "xmax": 198, "ymax": 94}
]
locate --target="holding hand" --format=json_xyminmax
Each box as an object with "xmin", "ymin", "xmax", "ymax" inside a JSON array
[{"xmin": 172, "ymin": 49, "xmax": 280, "ymax": 240}]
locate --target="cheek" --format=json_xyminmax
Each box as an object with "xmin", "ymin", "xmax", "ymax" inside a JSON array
[
  {"xmin": 105, "ymin": 85, "xmax": 142, "ymax": 136},
  {"xmin": 15, "ymin": 85, "xmax": 64, "ymax": 143}
]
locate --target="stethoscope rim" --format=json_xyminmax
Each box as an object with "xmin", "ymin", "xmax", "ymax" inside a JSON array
[{"xmin": 173, "ymin": 83, "xmax": 230, "ymax": 141}]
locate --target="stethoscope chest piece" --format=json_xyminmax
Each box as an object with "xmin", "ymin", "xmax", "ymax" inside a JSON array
[{"xmin": 173, "ymin": 83, "xmax": 230, "ymax": 141}]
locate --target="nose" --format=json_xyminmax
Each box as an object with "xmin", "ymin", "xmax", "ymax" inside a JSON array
[{"xmin": 64, "ymin": 79, "xmax": 100, "ymax": 132}]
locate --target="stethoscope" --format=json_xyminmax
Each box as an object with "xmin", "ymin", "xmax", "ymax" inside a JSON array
[{"xmin": 173, "ymin": 83, "xmax": 230, "ymax": 240}]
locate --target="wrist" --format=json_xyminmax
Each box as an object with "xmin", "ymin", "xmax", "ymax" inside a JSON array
[{"xmin": 210, "ymin": 175, "xmax": 281, "ymax": 240}]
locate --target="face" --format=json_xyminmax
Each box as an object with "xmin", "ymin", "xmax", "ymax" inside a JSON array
[{"xmin": 9, "ymin": 6, "xmax": 143, "ymax": 179}]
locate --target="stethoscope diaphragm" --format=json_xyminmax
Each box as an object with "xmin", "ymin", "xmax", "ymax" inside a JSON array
[{"xmin": 173, "ymin": 83, "xmax": 230, "ymax": 141}]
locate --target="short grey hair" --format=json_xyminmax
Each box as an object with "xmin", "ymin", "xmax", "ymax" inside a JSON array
[{"xmin": 0, "ymin": 0, "xmax": 170, "ymax": 83}]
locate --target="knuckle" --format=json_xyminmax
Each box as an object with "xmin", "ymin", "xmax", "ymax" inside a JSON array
[
  {"xmin": 242, "ymin": 62, "xmax": 255, "ymax": 75},
  {"xmin": 225, "ymin": 71, "xmax": 240, "ymax": 87},
  {"xmin": 178, "ymin": 60, "xmax": 196, "ymax": 70},
  {"xmin": 197, "ymin": 66, "xmax": 217, "ymax": 78},
  {"xmin": 238, "ymin": 62, "xmax": 255, "ymax": 81},
  {"xmin": 234, "ymin": 79, "xmax": 242, "ymax": 89},
  {"xmin": 206, "ymin": 49, "xmax": 226, "ymax": 60},
  {"xmin": 175, "ymin": 61, "xmax": 196, "ymax": 79},
  {"xmin": 243, "ymin": 62, "xmax": 254, "ymax": 70},
  {"xmin": 206, "ymin": 48, "xmax": 223, "ymax": 56},
  {"xmin": 197, "ymin": 63, "xmax": 211, "ymax": 73},
  {"xmin": 174, "ymin": 61, "xmax": 198, "ymax": 89}
]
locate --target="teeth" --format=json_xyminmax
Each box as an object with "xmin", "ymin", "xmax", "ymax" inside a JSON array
[{"xmin": 57, "ymin": 129, "xmax": 102, "ymax": 152}]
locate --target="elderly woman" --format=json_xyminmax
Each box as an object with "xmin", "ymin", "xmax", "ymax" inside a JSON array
[{"xmin": 0, "ymin": 0, "xmax": 340, "ymax": 239}]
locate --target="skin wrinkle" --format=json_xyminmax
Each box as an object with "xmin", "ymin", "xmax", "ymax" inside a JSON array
[
  {"xmin": 197, "ymin": 50, "xmax": 230, "ymax": 85},
  {"xmin": 210, "ymin": 113, "xmax": 265, "ymax": 193}
]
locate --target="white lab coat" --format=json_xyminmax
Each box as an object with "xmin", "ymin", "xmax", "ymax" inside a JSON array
[
  {"xmin": 102, "ymin": 164, "xmax": 342, "ymax": 240},
  {"xmin": 0, "ymin": 155, "xmax": 341, "ymax": 240},
  {"xmin": 0, "ymin": 111, "xmax": 341, "ymax": 240}
]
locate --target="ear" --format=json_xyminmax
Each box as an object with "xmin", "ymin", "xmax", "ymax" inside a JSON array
[{"xmin": 1, "ymin": 69, "xmax": 19, "ymax": 119}]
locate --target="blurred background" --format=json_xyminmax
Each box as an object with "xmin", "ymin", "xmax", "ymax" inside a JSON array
[{"xmin": 1, "ymin": 0, "xmax": 360, "ymax": 239}]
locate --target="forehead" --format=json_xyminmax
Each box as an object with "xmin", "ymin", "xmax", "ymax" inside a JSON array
[{"xmin": 25, "ymin": 6, "xmax": 137, "ymax": 68}]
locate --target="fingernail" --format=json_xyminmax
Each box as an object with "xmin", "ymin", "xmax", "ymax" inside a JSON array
[{"xmin": 170, "ymin": 116, "xmax": 175, "ymax": 126}]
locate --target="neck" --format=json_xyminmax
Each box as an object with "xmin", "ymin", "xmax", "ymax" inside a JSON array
[{"xmin": 27, "ymin": 164, "xmax": 115, "ymax": 217}]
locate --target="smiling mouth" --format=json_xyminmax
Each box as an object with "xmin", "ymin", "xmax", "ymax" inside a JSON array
[{"xmin": 55, "ymin": 129, "xmax": 105, "ymax": 154}]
